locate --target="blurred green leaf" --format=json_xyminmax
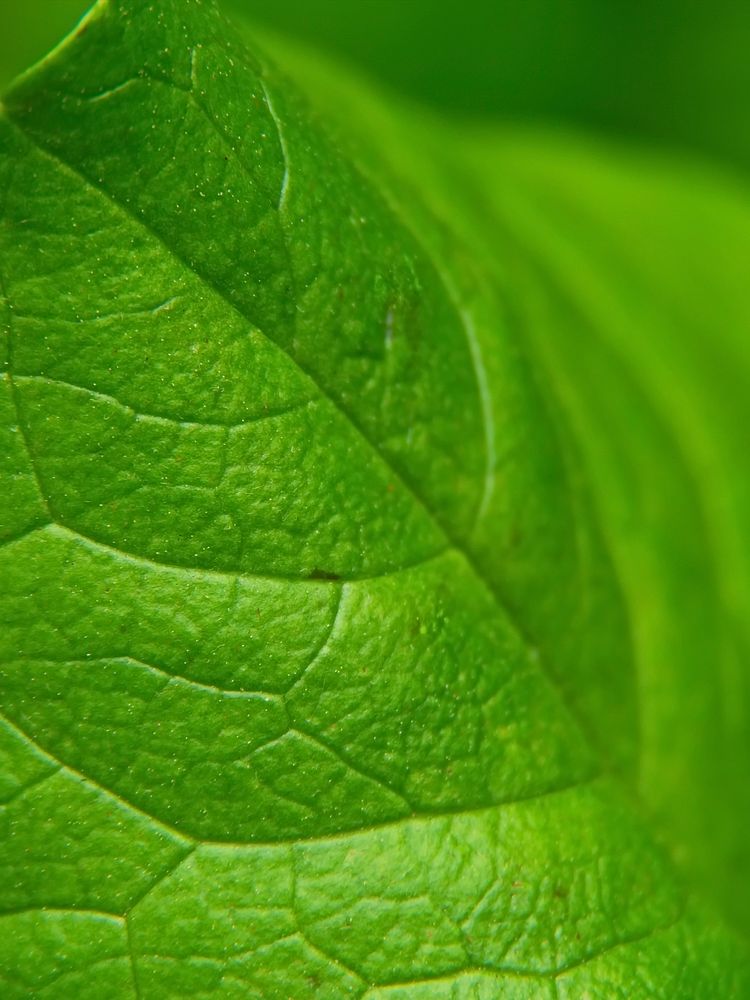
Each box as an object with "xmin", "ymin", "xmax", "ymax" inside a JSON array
[
  {"xmin": 0, "ymin": 0, "xmax": 89, "ymax": 91},
  {"xmin": 226, "ymin": 0, "xmax": 750, "ymax": 173},
  {"xmin": 5, "ymin": 0, "xmax": 750, "ymax": 171}
]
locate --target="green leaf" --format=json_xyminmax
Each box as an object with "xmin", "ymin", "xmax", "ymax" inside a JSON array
[
  {"xmin": 1, "ymin": 1, "xmax": 749, "ymax": 996},
  {"xmin": 224, "ymin": 0, "xmax": 750, "ymax": 174}
]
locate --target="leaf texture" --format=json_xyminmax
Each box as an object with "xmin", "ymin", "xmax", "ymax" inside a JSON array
[{"xmin": 1, "ymin": 1, "xmax": 749, "ymax": 996}]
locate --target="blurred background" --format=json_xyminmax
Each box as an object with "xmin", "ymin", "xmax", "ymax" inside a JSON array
[{"xmin": 3, "ymin": 0, "xmax": 750, "ymax": 175}]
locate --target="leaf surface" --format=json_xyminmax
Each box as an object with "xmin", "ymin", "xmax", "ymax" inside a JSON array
[{"xmin": 1, "ymin": 1, "xmax": 749, "ymax": 996}]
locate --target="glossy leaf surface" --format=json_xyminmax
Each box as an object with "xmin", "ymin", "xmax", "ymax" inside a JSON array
[{"xmin": 1, "ymin": 1, "xmax": 749, "ymax": 995}]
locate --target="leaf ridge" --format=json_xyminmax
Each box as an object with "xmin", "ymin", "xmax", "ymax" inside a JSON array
[
  {"xmin": 14, "ymin": 372, "xmax": 314, "ymax": 430},
  {"xmin": 0, "ymin": 710, "xmax": 600, "ymax": 847},
  {"xmin": 49, "ymin": 522, "xmax": 450, "ymax": 584},
  {"xmin": 2, "ymin": 110, "xmax": 586, "ymax": 762}
]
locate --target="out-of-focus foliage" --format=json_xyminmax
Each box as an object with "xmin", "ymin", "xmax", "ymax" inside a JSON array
[
  {"xmin": 0, "ymin": 2, "xmax": 88, "ymax": 93},
  {"xmin": 226, "ymin": 0, "xmax": 750, "ymax": 173},
  {"xmin": 6, "ymin": 0, "xmax": 750, "ymax": 173}
]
